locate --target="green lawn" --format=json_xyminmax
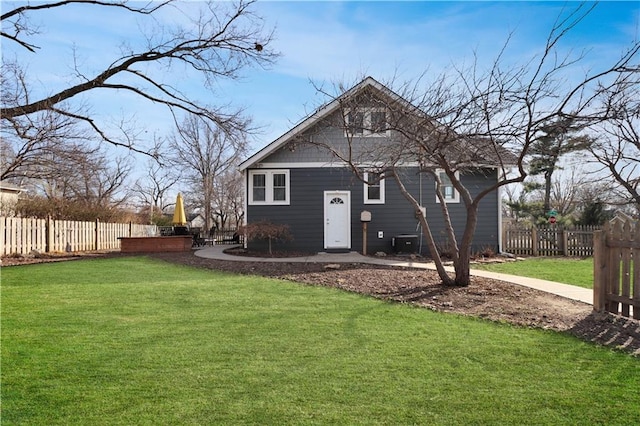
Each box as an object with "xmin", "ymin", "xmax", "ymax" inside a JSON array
[
  {"xmin": 2, "ymin": 257, "xmax": 638, "ymax": 425},
  {"xmin": 474, "ymin": 257, "xmax": 595, "ymax": 288}
]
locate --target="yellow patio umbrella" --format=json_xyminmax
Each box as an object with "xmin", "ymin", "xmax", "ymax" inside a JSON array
[{"xmin": 172, "ymin": 193, "xmax": 187, "ymax": 225}]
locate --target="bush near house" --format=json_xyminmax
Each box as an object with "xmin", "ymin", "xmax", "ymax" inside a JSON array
[{"xmin": 240, "ymin": 220, "xmax": 292, "ymax": 255}]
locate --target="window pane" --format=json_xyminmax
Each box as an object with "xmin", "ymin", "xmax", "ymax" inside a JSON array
[
  {"xmin": 367, "ymin": 172, "xmax": 378, "ymax": 185},
  {"xmin": 273, "ymin": 188, "xmax": 286, "ymax": 201},
  {"xmin": 439, "ymin": 172, "xmax": 451, "ymax": 185},
  {"xmin": 368, "ymin": 186, "xmax": 381, "ymax": 200},
  {"xmin": 253, "ymin": 174, "xmax": 265, "ymax": 187},
  {"xmin": 371, "ymin": 111, "xmax": 386, "ymax": 133},
  {"xmin": 348, "ymin": 111, "xmax": 364, "ymax": 134},
  {"xmin": 253, "ymin": 188, "xmax": 266, "ymax": 201},
  {"xmin": 273, "ymin": 173, "xmax": 285, "ymax": 187},
  {"xmin": 365, "ymin": 172, "xmax": 382, "ymax": 201},
  {"xmin": 439, "ymin": 172, "xmax": 454, "ymax": 199},
  {"xmin": 272, "ymin": 173, "xmax": 286, "ymax": 201},
  {"xmin": 252, "ymin": 173, "xmax": 266, "ymax": 202},
  {"xmin": 444, "ymin": 186, "xmax": 454, "ymax": 199}
]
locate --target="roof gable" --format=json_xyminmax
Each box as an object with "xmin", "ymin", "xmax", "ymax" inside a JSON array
[
  {"xmin": 239, "ymin": 77, "xmax": 405, "ymax": 170},
  {"xmin": 240, "ymin": 77, "xmax": 517, "ymax": 170}
]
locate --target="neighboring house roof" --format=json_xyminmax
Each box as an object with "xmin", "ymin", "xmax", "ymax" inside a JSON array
[
  {"xmin": 0, "ymin": 181, "xmax": 23, "ymax": 194},
  {"xmin": 240, "ymin": 76, "xmax": 518, "ymax": 171}
]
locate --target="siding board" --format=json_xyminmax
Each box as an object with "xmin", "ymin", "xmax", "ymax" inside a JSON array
[{"xmin": 246, "ymin": 167, "xmax": 499, "ymax": 255}]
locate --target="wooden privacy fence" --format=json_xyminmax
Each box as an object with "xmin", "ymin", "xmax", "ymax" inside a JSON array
[
  {"xmin": 503, "ymin": 225, "xmax": 599, "ymax": 257},
  {"xmin": 593, "ymin": 219, "xmax": 639, "ymax": 319},
  {"xmin": 1, "ymin": 217, "xmax": 157, "ymax": 255}
]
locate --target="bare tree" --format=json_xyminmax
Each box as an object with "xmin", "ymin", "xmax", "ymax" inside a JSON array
[
  {"xmin": 213, "ymin": 169, "xmax": 244, "ymax": 230},
  {"xmin": 131, "ymin": 158, "xmax": 181, "ymax": 223},
  {"xmin": 34, "ymin": 151, "xmax": 132, "ymax": 208},
  {"xmin": 0, "ymin": 102, "xmax": 100, "ymax": 182},
  {"xmin": 15, "ymin": 148, "xmax": 133, "ymax": 220},
  {"xmin": 305, "ymin": 5, "xmax": 639, "ymax": 286},
  {"xmin": 587, "ymin": 72, "xmax": 640, "ymax": 209},
  {"xmin": 1, "ymin": 0, "xmax": 276, "ymax": 154},
  {"xmin": 169, "ymin": 114, "xmax": 249, "ymax": 232}
]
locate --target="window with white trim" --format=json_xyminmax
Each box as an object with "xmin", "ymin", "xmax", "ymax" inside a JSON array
[
  {"xmin": 249, "ymin": 170, "xmax": 290, "ymax": 205},
  {"xmin": 435, "ymin": 170, "xmax": 460, "ymax": 203},
  {"xmin": 347, "ymin": 110, "xmax": 364, "ymax": 135},
  {"xmin": 345, "ymin": 108, "xmax": 389, "ymax": 137},
  {"xmin": 364, "ymin": 172, "xmax": 385, "ymax": 204}
]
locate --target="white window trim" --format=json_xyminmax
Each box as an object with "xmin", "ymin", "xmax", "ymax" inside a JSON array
[
  {"xmin": 363, "ymin": 172, "xmax": 385, "ymax": 204},
  {"xmin": 435, "ymin": 169, "xmax": 460, "ymax": 204},
  {"xmin": 248, "ymin": 169, "xmax": 290, "ymax": 205},
  {"xmin": 344, "ymin": 108, "xmax": 390, "ymax": 137}
]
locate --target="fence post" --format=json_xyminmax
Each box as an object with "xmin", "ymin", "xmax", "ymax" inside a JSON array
[
  {"xmin": 129, "ymin": 221, "xmax": 133, "ymax": 237},
  {"xmin": 531, "ymin": 226, "xmax": 538, "ymax": 256},
  {"xmin": 562, "ymin": 228, "xmax": 568, "ymax": 256},
  {"xmin": 593, "ymin": 230, "xmax": 607, "ymax": 312},
  {"xmin": 634, "ymin": 227, "xmax": 640, "ymax": 320},
  {"xmin": 95, "ymin": 218, "xmax": 100, "ymax": 251},
  {"xmin": 46, "ymin": 216, "xmax": 53, "ymax": 253}
]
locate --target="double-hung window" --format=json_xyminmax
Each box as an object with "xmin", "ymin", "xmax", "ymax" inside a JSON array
[
  {"xmin": 364, "ymin": 172, "xmax": 385, "ymax": 204},
  {"xmin": 435, "ymin": 169, "xmax": 460, "ymax": 203},
  {"xmin": 249, "ymin": 170, "xmax": 290, "ymax": 205},
  {"xmin": 347, "ymin": 111, "xmax": 364, "ymax": 135},
  {"xmin": 370, "ymin": 111, "xmax": 387, "ymax": 133}
]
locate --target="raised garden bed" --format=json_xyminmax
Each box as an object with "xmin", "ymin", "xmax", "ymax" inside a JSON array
[{"xmin": 119, "ymin": 236, "xmax": 193, "ymax": 253}]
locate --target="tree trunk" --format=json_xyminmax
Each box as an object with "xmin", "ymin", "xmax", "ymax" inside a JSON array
[
  {"xmin": 417, "ymin": 214, "xmax": 455, "ymax": 286},
  {"xmin": 453, "ymin": 248, "xmax": 471, "ymax": 286},
  {"xmin": 544, "ymin": 170, "xmax": 553, "ymax": 213},
  {"xmin": 450, "ymin": 202, "xmax": 480, "ymax": 287},
  {"xmin": 392, "ymin": 171, "xmax": 454, "ymax": 286}
]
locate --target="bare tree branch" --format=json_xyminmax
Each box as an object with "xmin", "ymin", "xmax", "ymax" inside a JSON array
[{"xmin": 1, "ymin": 0, "xmax": 277, "ymax": 154}]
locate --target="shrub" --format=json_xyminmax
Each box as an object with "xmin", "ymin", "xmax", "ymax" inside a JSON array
[{"xmin": 240, "ymin": 221, "xmax": 292, "ymax": 255}]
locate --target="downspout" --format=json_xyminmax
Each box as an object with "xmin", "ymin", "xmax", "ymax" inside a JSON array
[
  {"xmin": 497, "ymin": 169, "xmax": 503, "ymax": 254},
  {"xmin": 242, "ymin": 169, "xmax": 248, "ymax": 249},
  {"xmin": 417, "ymin": 171, "xmax": 424, "ymax": 255}
]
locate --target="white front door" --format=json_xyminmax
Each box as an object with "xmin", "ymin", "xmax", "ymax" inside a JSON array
[{"xmin": 324, "ymin": 191, "xmax": 351, "ymax": 249}]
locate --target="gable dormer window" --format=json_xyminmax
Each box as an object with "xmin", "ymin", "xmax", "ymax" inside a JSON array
[
  {"xmin": 345, "ymin": 108, "xmax": 389, "ymax": 137},
  {"xmin": 370, "ymin": 111, "xmax": 387, "ymax": 133},
  {"xmin": 347, "ymin": 111, "xmax": 364, "ymax": 135}
]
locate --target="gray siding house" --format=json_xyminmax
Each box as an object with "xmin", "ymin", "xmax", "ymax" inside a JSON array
[{"xmin": 239, "ymin": 77, "xmax": 506, "ymax": 255}]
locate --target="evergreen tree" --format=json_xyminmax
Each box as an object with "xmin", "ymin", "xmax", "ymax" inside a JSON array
[{"xmin": 529, "ymin": 119, "xmax": 592, "ymax": 213}]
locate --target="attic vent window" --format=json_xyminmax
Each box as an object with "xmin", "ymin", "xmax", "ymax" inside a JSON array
[{"xmin": 345, "ymin": 108, "xmax": 389, "ymax": 137}]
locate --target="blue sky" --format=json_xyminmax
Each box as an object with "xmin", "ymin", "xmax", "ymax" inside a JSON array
[{"xmin": 3, "ymin": 1, "xmax": 639, "ymax": 158}]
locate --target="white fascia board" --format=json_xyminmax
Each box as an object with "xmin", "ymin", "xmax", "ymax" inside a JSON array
[
  {"xmin": 253, "ymin": 161, "xmax": 424, "ymax": 169},
  {"xmin": 251, "ymin": 162, "xmax": 344, "ymax": 169},
  {"xmin": 239, "ymin": 102, "xmax": 337, "ymax": 171}
]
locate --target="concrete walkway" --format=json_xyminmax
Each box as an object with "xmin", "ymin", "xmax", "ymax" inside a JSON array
[{"xmin": 194, "ymin": 245, "xmax": 593, "ymax": 305}]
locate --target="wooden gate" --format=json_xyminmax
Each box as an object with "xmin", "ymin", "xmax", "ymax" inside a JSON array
[{"xmin": 593, "ymin": 219, "xmax": 639, "ymax": 319}]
